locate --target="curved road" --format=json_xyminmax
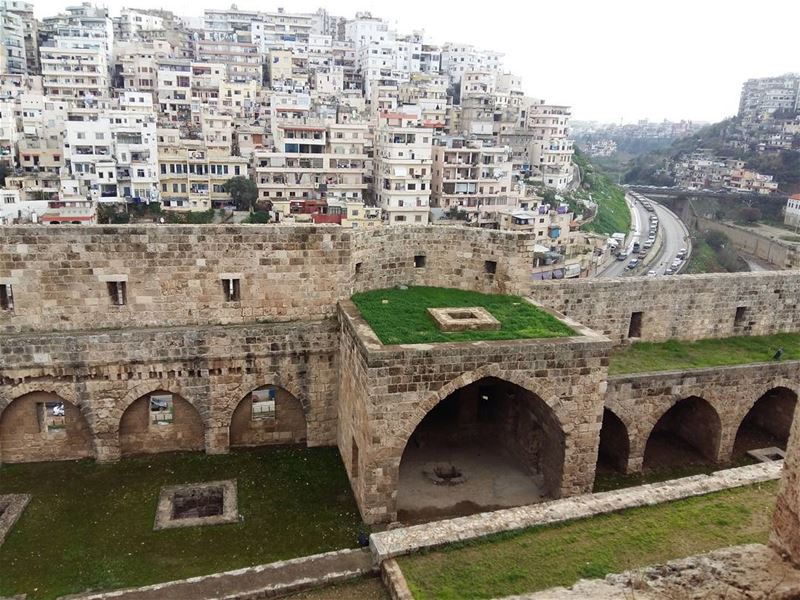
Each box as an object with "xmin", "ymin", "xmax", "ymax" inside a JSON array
[{"xmin": 596, "ymin": 193, "xmax": 691, "ymax": 278}]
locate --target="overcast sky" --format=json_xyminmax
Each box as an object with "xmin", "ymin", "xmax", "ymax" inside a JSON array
[{"xmin": 35, "ymin": 0, "xmax": 800, "ymax": 124}]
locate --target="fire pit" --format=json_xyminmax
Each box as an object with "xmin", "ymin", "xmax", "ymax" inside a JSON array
[{"xmin": 423, "ymin": 462, "xmax": 467, "ymax": 485}]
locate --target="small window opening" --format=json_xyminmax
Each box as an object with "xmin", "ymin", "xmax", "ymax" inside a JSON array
[
  {"xmin": 485, "ymin": 260, "xmax": 497, "ymax": 274},
  {"xmin": 38, "ymin": 401, "xmax": 66, "ymax": 433},
  {"xmin": 251, "ymin": 388, "xmax": 276, "ymax": 420},
  {"xmin": 414, "ymin": 254, "xmax": 426, "ymax": 268},
  {"xmin": 628, "ymin": 311, "xmax": 643, "ymax": 338},
  {"xmin": 0, "ymin": 284, "xmax": 13, "ymax": 310},
  {"xmin": 734, "ymin": 306, "xmax": 748, "ymax": 328},
  {"xmin": 355, "ymin": 261, "xmax": 362, "ymax": 275},
  {"xmin": 351, "ymin": 435, "xmax": 359, "ymax": 478},
  {"xmin": 222, "ymin": 278, "xmax": 240, "ymax": 302},
  {"xmin": 107, "ymin": 281, "xmax": 126, "ymax": 305},
  {"xmin": 150, "ymin": 394, "xmax": 174, "ymax": 426}
]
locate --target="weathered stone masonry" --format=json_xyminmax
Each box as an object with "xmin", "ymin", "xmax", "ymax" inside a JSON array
[{"xmin": 3, "ymin": 225, "xmax": 800, "ymax": 523}]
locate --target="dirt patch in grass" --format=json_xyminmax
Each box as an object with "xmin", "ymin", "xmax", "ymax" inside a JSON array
[
  {"xmin": 0, "ymin": 447, "xmax": 363, "ymax": 600},
  {"xmin": 351, "ymin": 287, "xmax": 574, "ymax": 345},
  {"xmin": 608, "ymin": 333, "xmax": 800, "ymax": 375},
  {"xmin": 398, "ymin": 482, "xmax": 777, "ymax": 599}
]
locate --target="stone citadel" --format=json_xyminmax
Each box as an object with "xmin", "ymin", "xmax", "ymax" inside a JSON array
[{"xmin": 1, "ymin": 224, "xmax": 798, "ymax": 523}]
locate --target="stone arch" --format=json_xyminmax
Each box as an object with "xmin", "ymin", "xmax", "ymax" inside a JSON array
[
  {"xmin": 397, "ymin": 363, "xmax": 566, "ymax": 453},
  {"xmin": 118, "ymin": 387, "xmax": 205, "ymax": 457},
  {"xmin": 394, "ymin": 373, "xmax": 567, "ymax": 522},
  {"xmin": 229, "ymin": 384, "xmax": 307, "ymax": 448},
  {"xmin": 643, "ymin": 395, "xmax": 722, "ymax": 471},
  {"xmin": 733, "ymin": 386, "xmax": 798, "ymax": 460},
  {"xmin": 597, "ymin": 407, "xmax": 630, "ymax": 474},
  {"xmin": 0, "ymin": 390, "xmax": 95, "ymax": 463},
  {"xmin": 214, "ymin": 373, "xmax": 309, "ymax": 430},
  {"xmin": 0, "ymin": 381, "xmax": 83, "ymax": 422},
  {"xmin": 114, "ymin": 381, "xmax": 208, "ymax": 428}
]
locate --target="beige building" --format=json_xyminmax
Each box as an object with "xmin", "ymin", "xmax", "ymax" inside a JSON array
[
  {"xmin": 157, "ymin": 128, "xmax": 248, "ymax": 212},
  {"xmin": 373, "ymin": 112, "xmax": 433, "ymax": 224},
  {"xmin": 252, "ymin": 119, "xmax": 368, "ymax": 215},
  {"xmin": 431, "ymin": 137, "xmax": 513, "ymax": 216},
  {"xmin": 527, "ymin": 103, "xmax": 574, "ymax": 189}
]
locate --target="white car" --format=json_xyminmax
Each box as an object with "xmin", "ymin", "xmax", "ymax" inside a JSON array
[{"xmin": 647, "ymin": 270, "xmax": 657, "ymax": 277}]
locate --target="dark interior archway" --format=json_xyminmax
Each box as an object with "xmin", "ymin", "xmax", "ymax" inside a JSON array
[
  {"xmin": 643, "ymin": 396, "xmax": 721, "ymax": 472},
  {"xmin": 733, "ymin": 387, "xmax": 798, "ymax": 460},
  {"xmin": 596, "ymin": 408, "xmax": 630, "ymax": 474},
  {"xmin": 397, "ymin": 376, "xmax": 565, "ymax": 523}
]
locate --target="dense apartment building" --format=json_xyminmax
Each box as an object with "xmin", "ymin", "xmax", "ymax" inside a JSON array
[
  {"xmin": 527, "ymin": 104, "xmax": 574, "ymax": 189},
  {"xmin": 431, "ymin": 136, "xmax": 513, "ymax": 215},
  {"xmin": 739, "ymin": 73, "xmax": 800, "ymax": 120},
  {"xmin": 373, "ymin": 112, "xmax": 433, "ymax": 224}
]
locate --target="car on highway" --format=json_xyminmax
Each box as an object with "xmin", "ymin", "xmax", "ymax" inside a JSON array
[
  {"xmin": 643, "ymin": 241, "xmax": 653, "ymax": 249},
  {"xmin": 647, "ymin": 270, "xmax": 657, "ymax": 277},
  {"xmin": 677, "ymin": 248, "xmax": 687, "ymax": 259},
  {"xmin": 617, "ymin": 252, "xmax": 628, "ymax": 261},
  {"xmin": 626, "ymin": 259, "xmax": 639, "ymax": 270},
  {"xmin": 665, "ymin": 267, "xmax": 675, "ymax": 275},
  {"xmin": 633, "ymin": 242, "xmax": 640, "ymax": 252}
]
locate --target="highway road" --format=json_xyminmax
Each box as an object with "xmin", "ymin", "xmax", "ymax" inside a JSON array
[{"xmin": 596, "ymin": 193, "xmax": 691, "ymax": 278}]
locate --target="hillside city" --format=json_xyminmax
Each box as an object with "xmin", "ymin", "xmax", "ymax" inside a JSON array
[{"xmin": 3, "ymin": 2, "xmax": 800, "ymax": 600}]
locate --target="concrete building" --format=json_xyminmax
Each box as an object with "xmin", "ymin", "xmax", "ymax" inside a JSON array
[
  {"xmin": 0, "ymin": 9, "xmax": 25, "ymax": 75},
  {"xmin": 739, "ymin": 73, "xmax": 800, "ymax": 120},
  {"xmin": 785, "ymin": 194, "xmax": 800, "ymax": 228},
  {"xmin": 431, "ymin": 136, "xmax": 513, "ymax": 216},
  {"xmin": 0, "ymin": 0, "xmax": 38, "ymax": 75},
  {"xmin": 114, "ymin": 9, "xmax": 164, "ymax": 41},
  {"xmin": 196, "ymin": 35, "xmax": 261, "ymax": 84},
  {"xmin": 440, "ymin": 43, "xmax": 503, "ymax": 85},
  {"xmin": 373, "ymin": 112, "xmax": 433, "ymax": 224},
  {"xmin": 253, "ymin": 119, "xmax": 368, "ymax": 216},
  {"xmin": 40, "ymin": 40, "xmax": 110, "ymax": 104},
  {"xmin": 527, "ymin": 103, "xmax": 574, "ymax": 189}
]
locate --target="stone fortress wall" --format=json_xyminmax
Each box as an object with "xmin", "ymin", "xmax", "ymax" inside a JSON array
[{"xmin": 2, "ymin": 224, "xmax": 800, "ymax": 522}]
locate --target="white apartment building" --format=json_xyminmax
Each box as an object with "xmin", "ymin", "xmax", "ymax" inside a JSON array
[
  {"xmin": 431, "ymin": 137, "xmax": 513, "ymax": 215},
  {"xmin": 156, "ymin": 59, "xmax": 192, "ymax": 124},
  {"xmin": 115, "ymin": 40, "xmax": 170, "ymax": 95},
  {"xmin": 358, "ymin": 37, "xmax": 421, "ymax": 97},
  {"xmin": 197, "ymin": 36, "xmax": 261, "ymax": 84},
  {"xmin": 42, "ymin": 3, "xmax": 114, "ymax": 63},
  {"xmin": 114, "ymin": 9, "xmax": 164, "ymax": 41},
  {"xmin": 0, "ymin": 0, "xmax": 38, "ymax": 75},
  {"xmin": 440, "ymin": 43, "xmax": 503, "ymax": 85},
  {"xmin": 40, "ymin": 40, "xmax": 110, "ymax": 104},
  {"xmin": 0, "ymin": 9, "xmax": 26, "ymax": 75},
  {"xmin": 373, "ymin": 112, "xmax": 433, "ymax": 224},
  {"xmin": 399, "ymin": 74, "xmax": 448, "ymax": 127},
  {"xmin": 253, "ymin": 119, "xmax": 368, "ymax": 215},
  {"xmin": 344, "ymin": 12, "xmax": 390, "ymax": 49},
  {"xmin": 527, "ymin": 103, "xmax": 574, "ymax": 189}
]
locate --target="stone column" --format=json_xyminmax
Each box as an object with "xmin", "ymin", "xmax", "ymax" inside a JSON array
[
  {"xmin": 771, "ymin": 401, "xmax": 800, "ymax": 563},
  {"xmin": 204, "ymin": 425, "xmax": 230, "ymax": 455},
  {"xmin": 93, "ymin": 431, "xmax": 121, "ymax": 463}
]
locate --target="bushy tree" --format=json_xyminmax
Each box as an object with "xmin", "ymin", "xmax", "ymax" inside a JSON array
[
  {"xmin": 705, "ymin": 229, "xmax": 729, "ymax": 250},
  {"xmin": 740, "ymin": 206, "xmax": 761, "ymax": 223},
  {"xmin": 224, "ymin": 176, "xmax": 258, "ymax": 212}
]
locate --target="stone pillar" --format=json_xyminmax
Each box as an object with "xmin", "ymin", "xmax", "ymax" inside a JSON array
[
  {"xmin": 205, "ymin": 425, "xmax": 230, "ymax": 455},
  {"xmin": 93, "ymin": 431, "xmax": 121, "ymax": 463},
  {"xmin": 717, "ymin": 426, "xmax": 737, "ymax": 466},
  {"xmin": 771, "ymin": 401, "xmax": 800, "ymax": 563}
]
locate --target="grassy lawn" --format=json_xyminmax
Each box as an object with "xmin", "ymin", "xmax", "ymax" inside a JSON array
[
  {"xmin": 350, "ymin": 287, "xmax": 574, "ymax": 345},
  {"xmin": 398, "ymin": 482, "xmax": 777, "ymax": 599},
  {"xmin": 0, "ymin": 447, "xmax": 363, "ymax": 600},
  {"xmin": 608, "ymin": 333, "xmax": 800, "ymax": 375}
]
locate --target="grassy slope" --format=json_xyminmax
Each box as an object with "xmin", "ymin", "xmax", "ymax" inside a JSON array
[
  {"xmin": 609, "ymin": 332, "xmax": 800, "ymax": 375},
  {"xmin": 684, "ymin": 238, "xmax": 727, "ymax": 274},
  {"xmin": 0, "ymin": 448, "xmax": 363, "ymax": 600},
  {"xmin": 399, "ymin": 482, "xmax": 776, "ymax": 600},
  {"xmin": 573, "ymin": 151, "xmax": 631, "ymax": 236},
  {"xmin": 350, "ymin": 287, "xmax": 574, "ymax": 345}
]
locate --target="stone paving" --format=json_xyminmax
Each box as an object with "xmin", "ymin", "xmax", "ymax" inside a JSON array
[{"xmin": 370, "ymin": 461, "xmax": 782, "ymax": 560}]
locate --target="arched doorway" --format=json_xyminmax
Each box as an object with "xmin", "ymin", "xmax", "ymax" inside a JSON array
[
  {"xmin": 596, "ymin": 408, "xmax": 630, "ymax": 474},
  {"xmin": 229, "ymin": 385, "xmax": 307, "ymax": 448},
  {"xmin": 0, "ymin": 391, "xmax": 94, "ymax": 463},
  {"xmin": 733, "ymin": 387, "xmax": 798, "ymax": 460},
  {"xmin": 396, "ymin": 377, "xmax": 565, "ymax": 523},
  {"xmin": 119, "ymin": 390, "xmax": 204, "ymax": 457},
  {"xmin": 643, "ymin": 396, "xmax": 721, "ymax": 471}
]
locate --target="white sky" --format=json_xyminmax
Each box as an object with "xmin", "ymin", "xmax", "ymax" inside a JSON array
[{"xmin": 34, "ymin": 0, "xmax": 800, "ymax": 124}]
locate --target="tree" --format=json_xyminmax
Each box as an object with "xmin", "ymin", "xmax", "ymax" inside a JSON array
[
  {"xmin": 705, "ymin": 229, "xmax": 729, "ymax": 250},
  {"xmin": 224, "ymin": 176, "xmax": 258, "ymax": 212},
  {"xmin": 740, "ymin": 206, "xmax": 761, "ymax": 223}
]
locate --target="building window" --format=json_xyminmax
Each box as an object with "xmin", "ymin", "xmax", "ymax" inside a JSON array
[
  {"xmin": 38, "ymin": 401, "xmax": 66, "ymax": 433},
  {"xmin": 485, "ymin": 260, "xmax": 497, "ymax": 274},
  {"xmin": 222, "ymin": 277, "xmax": 240, "ymax": 302},
  {"xmin": 414, "ymin": 254, "xmax": 426, "ymax": 268},
  {"xmin": 734, "ymin": 306, "xmax": 749, "ymax": 329},
  {"xmin": 0, "ymin": 284, "xmax": 13, "ymax": 310},
  {"xmin": 355, "ymin": 261, "xmax": 362, "ymax": 275},
  {"xmin": 628, "ymin": 311, "xmax": 643, "ymax": 338},
  {"xmin": 107, "ymin": 281, "xmax": 126, "ymax": 305},
  {"xmin": 150, "ymin": 394, "xmax": 174, "ymax": 426},
  {"xmin": 251, "ymin": 388, "xmax": 276, "ymax": 420}
]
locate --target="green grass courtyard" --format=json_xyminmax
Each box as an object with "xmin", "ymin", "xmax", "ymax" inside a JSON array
[
  {"xmin": 609, "ymin": 332, "xmax": 800, "ymax": 375},
  {"xmin": 351, "ymin": 286, "xmax": 575, "ymax": 345},
  {"xmin": 399, "ymin": 481, "xmax": 777, "ymax": 599},
  {"xmin": 0, "ymin": 447, "xmax": 363, "ymax": 600}
]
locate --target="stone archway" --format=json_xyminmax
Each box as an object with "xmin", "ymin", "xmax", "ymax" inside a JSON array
[
  {"xmin": 119, "ymin": 389, "xmax": 205, "ymax": 457},
  {"xmin": 229, "ymin": 384, "xmax": 307, "ymax": 448},
  {"xmin": 0, "ymin": 391, "xmax": 95, "ymax": 463},
  {"xmin": 395, "ymin": 376, "xmax": 565, "ymax": 523},
  {"xmin": 596, "ymin": 408, "xmax": 630, "ymax": 474},
  {"xmin": 733, "ymin": 387, "xmax": 798, "ymax": 460},
  {"xmin": 643, "ymin": 396, "xmax": 722, "ymax": 472}
]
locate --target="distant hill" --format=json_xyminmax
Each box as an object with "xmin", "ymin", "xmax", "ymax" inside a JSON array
[{"xmin": 623, "ymin": 117, "xmax": 800, "ymax": 193}]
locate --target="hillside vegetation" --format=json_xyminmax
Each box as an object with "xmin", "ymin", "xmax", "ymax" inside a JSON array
[{"xmin": 571, "ymin": 150, "xmax": 631, "ymax": 236}]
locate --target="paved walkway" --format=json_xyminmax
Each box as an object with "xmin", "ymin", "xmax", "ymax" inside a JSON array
[
  {"xmin": 370, "ymin": 461, "xmax": 781, "ymax": 560},
  {"xmin": 62, "ymin": 548, "xmax": 374, "ymax": 600}
]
